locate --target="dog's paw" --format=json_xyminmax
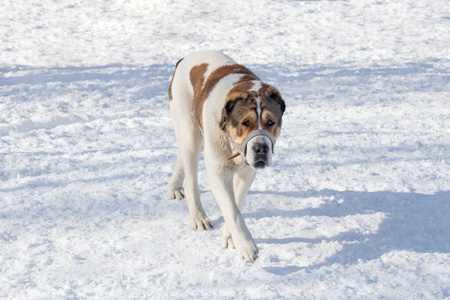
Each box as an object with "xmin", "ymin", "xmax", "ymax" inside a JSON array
[
  {"xmin": 190, "ymin": 214, "xmax": 213, "ymax": 231},
  {"xmin": 235, "ymin": 239, "xmax": 259, "ymax": 263},
  {"xmin": 220, "ymin": 235, "xmax": 235, "ymax": 249},
  {"xmin": 168, "ymin": 186, "xmax": 185, "ymax": 200}
]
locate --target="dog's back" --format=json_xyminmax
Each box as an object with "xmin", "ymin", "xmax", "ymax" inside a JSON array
[{"xmin": 169, "ymin": 50, "xmax": 236, "ymax": 108}]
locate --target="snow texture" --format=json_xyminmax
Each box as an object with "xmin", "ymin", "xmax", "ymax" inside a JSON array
[{"xmin": 1, "ymin": 0, "xmax": 449, "ymax": 299}]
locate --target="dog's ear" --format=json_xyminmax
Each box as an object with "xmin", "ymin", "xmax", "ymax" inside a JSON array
[
  {"xmin": 221, "ymin": 100, "xmax": 236, "ymax": 130},
  {"xmin": 225, "ymin": 100, "xmax": 237, "ymax": 113},
  {"xmin": 267, "ymin": 87, "xmax": 286, "ymax": 114}
]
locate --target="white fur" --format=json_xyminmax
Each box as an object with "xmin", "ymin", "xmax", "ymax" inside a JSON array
[
  {"xmin": 168, "ymin": 50, "xmax": 277, "ymax": 262},
  {"xmin": 251, "ymin": 81, "xmax": 263, "ymax": 129},
  {"xmin": 256, "ymin": 97, "xmax": 262, "ymax": 128}
]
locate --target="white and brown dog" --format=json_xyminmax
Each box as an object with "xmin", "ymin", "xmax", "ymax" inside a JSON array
[{"xmin": 168, "ymin": 50, "xmax": 285, "ymax": 262}]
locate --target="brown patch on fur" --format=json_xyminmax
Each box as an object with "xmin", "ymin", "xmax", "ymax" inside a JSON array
[
  {"xmin": 168, "ymin": 58, "xmax": 184, "ymax": 101},
  {"xmin": 229, "ymin": 82, "xmax": 257, "ymax": 97},
  {"xmin": 234, "ymin": 74, "xmax": 260, "ymax": 85},
  {"xmin": 189, "ymin": 63, "xmax": 209, "ymax": 128},
  {"xmin": 192, "ymin": 64, "xmax": 256, "ymax": 129}
]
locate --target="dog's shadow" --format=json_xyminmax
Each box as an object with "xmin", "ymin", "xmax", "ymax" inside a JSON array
[{"xmin": 241, "ymin": 189, "xmax": 450, "ymax": 275}]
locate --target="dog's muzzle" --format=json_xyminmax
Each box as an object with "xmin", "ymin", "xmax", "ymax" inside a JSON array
[{"xmin": 232, "ymin": 129, "xmax": 275, "ymax": 158}]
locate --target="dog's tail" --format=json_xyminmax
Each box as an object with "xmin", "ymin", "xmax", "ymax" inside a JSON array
[
  {"xmin": 175, "ymin": 58, "xmax": 184, "ymax": 68},
  {"xmin": 169, "ymin": 58, "xmax": 184, "ymax": 101}
]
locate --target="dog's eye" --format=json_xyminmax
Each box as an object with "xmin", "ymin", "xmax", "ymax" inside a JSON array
[
  {"xmin": 267, "ymin": 120, "xmax": 275, "ymax": 127},
  {"xmin": 242, "ymin": 120, "xmax": 251, "ymax": 127}
]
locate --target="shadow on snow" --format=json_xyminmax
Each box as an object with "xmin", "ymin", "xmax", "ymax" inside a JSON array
[{"xmin": 247, "ymin": 189, "xmax": 450, "ymax": 275}]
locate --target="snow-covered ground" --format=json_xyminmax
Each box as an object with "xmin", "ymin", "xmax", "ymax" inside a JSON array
[{"xmin": 1, "ymin": 0, "xmax": 449, "ymax": 298}]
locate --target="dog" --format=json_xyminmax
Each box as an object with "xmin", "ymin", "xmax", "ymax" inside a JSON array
[{"xmin": 167, "ymin": 50, "xmax": 285, "ymax": 262}]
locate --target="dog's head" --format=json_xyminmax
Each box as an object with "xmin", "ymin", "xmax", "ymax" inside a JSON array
[{"xmin": 222, "ymin": 83, "xmax": 285, "ymax": 169}]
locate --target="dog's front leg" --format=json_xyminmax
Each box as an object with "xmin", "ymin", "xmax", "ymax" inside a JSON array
[
  {"xmin": 221, "ymin": 166, "xmax": 256, "ymax": 250},
  {"xmin": 207, "ymin": 169, "xmax": 258, "ymax": 263}
]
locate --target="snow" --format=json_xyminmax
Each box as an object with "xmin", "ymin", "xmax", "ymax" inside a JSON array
[{"xmin": 1, "ymin": 0, "xmax": 449, "ymax": 298}]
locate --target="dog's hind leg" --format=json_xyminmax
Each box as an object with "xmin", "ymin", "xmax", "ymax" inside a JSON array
[
  {"xmin": 168, "ymin": 153, "xmax": 185, "ymax": 200},
  {"xmin": 168, "ymin": 57, "xmax": 211, "ymax": 230},
  {"xmin": 169, "ymin": 102, "xmax": 211, "ymax": 230},
  {"xmin": 179, "ymin": 128, "xmax": 212, "ymax": 230}
]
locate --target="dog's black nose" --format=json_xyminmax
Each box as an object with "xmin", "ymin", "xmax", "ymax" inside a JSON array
[{"xmin": 253, "ymin": 143, "xmax": 269, "ymax": 155}]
